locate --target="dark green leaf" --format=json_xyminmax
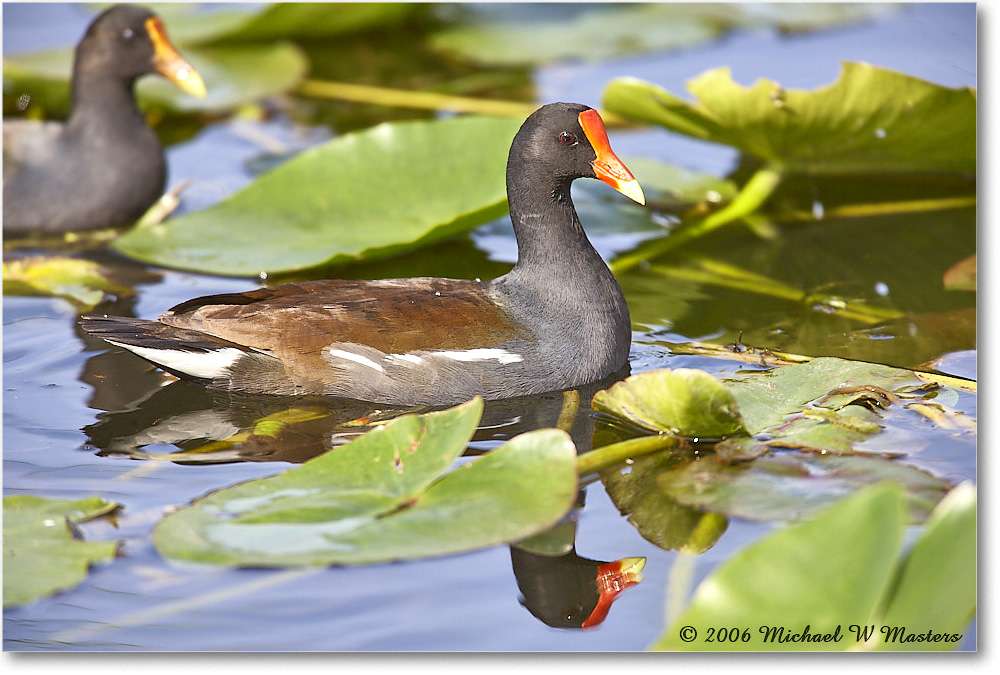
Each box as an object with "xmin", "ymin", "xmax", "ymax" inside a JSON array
[
  {"xmin": 3, "ymin": 496, "xmax": 120, "ymax": 608},
  {"xmin": 601, "ymin": 452, "xmax": 728, "ymax": 553},
  {"xmin": 114, "ymin": 116, "xmax": 523, "ymax": 275}
]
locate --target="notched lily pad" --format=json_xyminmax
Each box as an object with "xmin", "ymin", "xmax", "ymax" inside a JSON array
[
  {"xmin": 154, "ymin": 399, "xmax": 580, "ymax": 566},
  {"xmin": 592, "ymin": 368, "xmax": 745, "ymax": 439},
  {"xmin": 430, "ymin": 4, "xmax": 721, "ymax": 66},
  {"xmin": 3, "ymin": 495, "xmax": 121, "ymax": 608},
  {"xmin": 113, "ymin": 115, "xmax": 523, "ymax": 276},
  {"xmin": 603, "ymin": 62, "xmax": 976, "ymax": 176}
]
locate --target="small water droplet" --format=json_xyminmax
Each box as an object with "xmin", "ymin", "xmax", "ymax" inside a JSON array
[
  {"xmin": 874, "ymin": 282, "xmax": 890, "ymax": 297},
  {"xmin": 434, "ymin": 291, "xmax": 441, "ymax": 297},
  {"xmin": 874, "ymin": 128, "xmax": 887, "ymax": 139},
  {"xmin": 812, "ymin": 200, "xmax": 825, "ymax": 220},
  {"xmin": 259, "ymin": 271, "xmax": 268, "ymax": 281},
  {"xmin": 705, "ymin": 190, "xmax": 723, "ymax": 204}
]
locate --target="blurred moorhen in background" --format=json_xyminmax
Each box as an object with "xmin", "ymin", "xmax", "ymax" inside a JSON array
[
  {"xmin": 3, "ymin": 4, "xmax": 205, "ymax": 236},
  {"xmin": 80, "ymin": 103, "xmax": 645, "ymax": 405}
]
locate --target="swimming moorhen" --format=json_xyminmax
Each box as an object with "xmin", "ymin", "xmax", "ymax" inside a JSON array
[
  {"xmin": 3, "ymin": 4, "xmax": 205, "ymax": 236},
  {"xmin": 80, "ymin": 103, "xmax": 645, "ymax": 405}
]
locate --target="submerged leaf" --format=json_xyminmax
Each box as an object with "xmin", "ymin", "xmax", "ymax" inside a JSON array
[
  {"xmin": 657, "ymin": 452, "xmax": 949, "ymax": 524},
  {"xmin": 3, "ymin": 496, "xmax": 120, "ymax": 608},
  {"xmin": 154, "ymin": 399, "xmax": 579, "ymax": 566},
  {"xmin": 601, "ymin": 452, "xmax": 728, "ymax": 553},
  {"xmin": 113, "ymin": 116, "xmax": 523, "ymax": 275},
  {"xmin": 604, "ymin": 62, "xmax": 976, "ymax": 175}
]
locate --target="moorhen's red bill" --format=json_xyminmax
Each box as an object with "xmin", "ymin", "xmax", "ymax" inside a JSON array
[
  {"xmin": 3, "ymin": 4, "xmax": 205, "ymax": 236},
  {"xmin": 80, "ymin": 103, "xmax": 645, "ymax": 406}
]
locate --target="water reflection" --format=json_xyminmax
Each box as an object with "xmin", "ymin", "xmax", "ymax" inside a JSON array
[{"xmin": 78, "ymin": 338, "xmax": 649, "ymax": 629}]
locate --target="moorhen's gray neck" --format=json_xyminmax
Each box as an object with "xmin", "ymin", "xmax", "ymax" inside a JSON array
[
  {"xmin": 66, "ymin": 52, "xmax": 147, "ymax": 137},
  {"xmin": 502, "ymin": 167, "xmax": 614, "ymax": 288}
]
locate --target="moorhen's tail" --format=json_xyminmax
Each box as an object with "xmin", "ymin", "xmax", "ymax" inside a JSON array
[{"xmin": 78, "ymin": 315, "xmax": 273, "ymax": 383}]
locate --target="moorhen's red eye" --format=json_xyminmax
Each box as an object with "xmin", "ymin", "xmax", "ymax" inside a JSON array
[{"xmin": 559, "ymin": 131, "xmax": 577, "ymax": 146}]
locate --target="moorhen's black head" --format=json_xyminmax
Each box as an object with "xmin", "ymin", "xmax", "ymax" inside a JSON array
[
  {"xmin": 74, "ymin": 4, "xmax": 205, "ymax": 97},
  {"xmin": 507, "ymin": 102, "xmax": 644, "ymax": 205}
]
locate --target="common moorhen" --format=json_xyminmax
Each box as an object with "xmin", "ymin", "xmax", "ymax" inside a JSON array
[
  {"xmin": 80, "ymin": 103, "xmax": 645, "ymax": 405},
  {"xmin": 3, "ymin": 4, "xmax": 205, "ymax": 236}
]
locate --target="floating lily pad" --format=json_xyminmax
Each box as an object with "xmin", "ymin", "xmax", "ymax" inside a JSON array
[
  {"xmin": 154, "ymin": 399, "xmax": 580, "ymax": 566},
  {"xmin": 3, "ymin": 256, "xmax": 133, "ymax": 311},
  {"xmin": 113, "ymin": 115, "xmax": 523, "ymax": 276},
  {"xmin": 4, "ymin": 42, "xmax": 308, "ymax": 117},
  {"xmin": 652, "ymin": 483, "xmax": 906, "ymax": 651},
  {"xmin": 3, "ymin": 496, "xmax": 121, "ymax": 608},
  {"xmin": 657, "ymin": 452, "xmax": 949, "ymax": 524},
  {"xmin": 430, "ymin": 4, "xmax": 721, "ymax": 66},
  {"xmin": 144, "ymin": 2, "xmax": 418, "ymax": 45},
  {"xmin": 722, "ymin": 357, "xmax": 926, "ymax": 434},
  {"xmin": 592, "ymin": 368, "xmax": 745, "ymax": 439},
  {"xmin": 603, "ymin": 62, "xmax": 976, "ymax": 175}
]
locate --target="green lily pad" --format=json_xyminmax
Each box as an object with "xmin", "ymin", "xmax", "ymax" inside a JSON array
[
  {"xmin": 723, "ymin": 357, "xmax": 926, "ymax": 434},
  {"xmin": 603, "ymin": 62, "xmax": 976, "ymax": 175},
  {"xmin": 601, "ymin": 452, "xmax": 728, "ymax": 554},
  {"xmin": 869, "ymin": 482, "xmax": 976, "ymax": 651},
  {"xmin": 144, "ymin": 2, "xmax": 417, "ymax": 45},
  {"xmin": 656, "ymin": 452, "xmax": 949, "ymax": 524},
  {"xmin": 430, "ymin": 4, "xmax": 722, "ymax": 66},
  {"xmin": 652, "ymin": 483, "xmax": 906, "ymax": 651},
  {"xmin": 113, "ymin": 115, "xmax": 523, "ymax": 276},
  {"xmin": 652, "ymin": 482, "xmax": 975, "ymax": 651},
  {"xmin": 154, "ymin": 399, "xmax": 580, "ymax": 566},
  {"xmin": 4, "ymin": 42, "xmax": 308, "ymax": 117},
  {"xmin": 592, "ymin": 368, "xmax": 746, "ymax": 439},
  {"xmin": 3, "ymin": 496, "xmax": 121, "ymax": 608},
  {"xmin": 3, "ymin": 256, "xmax": 133, "ymax": 311}
]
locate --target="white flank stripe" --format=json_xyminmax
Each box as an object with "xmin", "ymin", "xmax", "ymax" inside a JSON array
[
  {"xmin": 326, "ymin": 348, "xmax": 385, "ymax": 373},
  {"xmin": 107, "ymin": 341, "xmax": 243, "ymax": 379},
  {"xmin": 389, "ymin": 353, "xmax": 424, "ymax": 365},
  {"xmin": 435, "ymin": 348, "xmax": 523, "ymax": 365}
]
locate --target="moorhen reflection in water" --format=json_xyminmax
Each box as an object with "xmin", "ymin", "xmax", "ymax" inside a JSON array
[
  {"xmin": 510, "ymin": 545, "xmax": 646, "ymax": 629},
  {"xmin": 79, "ymin": 342, "xmax": 627, "ymax": 464}
]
